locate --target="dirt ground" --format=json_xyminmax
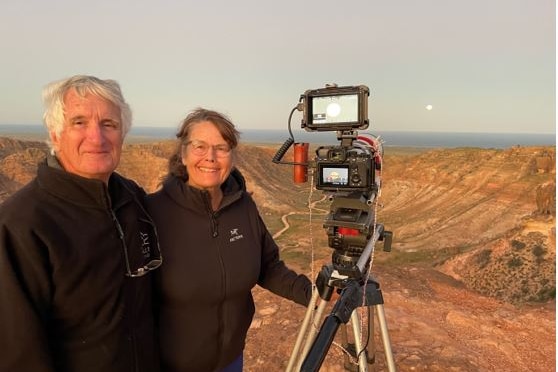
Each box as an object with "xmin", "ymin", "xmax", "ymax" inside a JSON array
[{"xmin": 244, "ymin": 265, "xmax": 555, "ymax": 371}]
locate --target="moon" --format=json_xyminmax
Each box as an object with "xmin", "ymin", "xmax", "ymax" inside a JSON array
[
  {"xmin": 326, "ymin": 103, "xmax": 341, "ymax": 117},
  {"xmin": 425, "ymin": 104, "xmax": 433, "ymax": 111}
]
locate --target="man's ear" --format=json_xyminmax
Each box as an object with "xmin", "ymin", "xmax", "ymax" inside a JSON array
[{"xmin": 49, "ymin": 131, "xmax": 60, "ymax": 152}]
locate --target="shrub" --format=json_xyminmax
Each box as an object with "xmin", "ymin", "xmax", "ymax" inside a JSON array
[
  {"xmin": 536, "ymin": 286, "xmax": 556, "ymax": 302},
  {"xmin": 532, "ymin": 245, "xmax": 546, "ymax": 257},
  {"xmin": 476, "ymin": 249, "xmax": 492, "ymax": 269},
  {"xmin": 507, "ymin": 256, "xmax": 522, "ymax": 269},
  {"xmin": 511, "ymin": 240, "xmax": 526, "ymax": 250}
]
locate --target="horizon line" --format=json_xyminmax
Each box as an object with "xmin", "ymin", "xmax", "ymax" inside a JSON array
[{"xmin": 0, "ymin": 124, "xmax": 554, "ymax": 136}]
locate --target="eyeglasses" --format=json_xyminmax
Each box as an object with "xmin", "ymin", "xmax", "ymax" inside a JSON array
[
  {"xmin": 184, "ymin": 140, "xmax": 232, "ymax": 158},
  {"xmin": 113, "ymin": 213, "xmax": 163, "ymax": 278},
  {"xmin": 126, "ymin": 258, "xmax": 162, "ymax": 277}
]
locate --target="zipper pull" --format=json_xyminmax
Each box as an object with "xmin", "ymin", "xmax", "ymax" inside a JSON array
[{"xmin": 211, "ymin": 212, "xmax": 219, "ymax": 238}]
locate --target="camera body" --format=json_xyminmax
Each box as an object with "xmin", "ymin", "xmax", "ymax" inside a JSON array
[{"xmin": 315, "ymin": 146, "xmax": 376, "ymax": 192}]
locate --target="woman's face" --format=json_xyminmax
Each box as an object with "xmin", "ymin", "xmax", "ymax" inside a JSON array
[{"xmin": 181, "ymin": 121, "xmax": 233, "ymax": 193}]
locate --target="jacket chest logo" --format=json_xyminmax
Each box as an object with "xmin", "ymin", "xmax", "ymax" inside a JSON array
[{"xmin": 229, "ymin": 228, "xmax": 244, "ymax": 243}]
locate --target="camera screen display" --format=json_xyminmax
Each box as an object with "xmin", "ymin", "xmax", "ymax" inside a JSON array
[
  {"xmin": 320, "ymin": 165, "xmax": 349, "ymax": 186},
  {"xmin": 311, "ymin": 94, "xmax": 359, "ymax": 125}
]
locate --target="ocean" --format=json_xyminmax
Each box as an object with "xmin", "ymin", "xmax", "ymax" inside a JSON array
[{"xmin": 0, "ymin": 124, "xmax": 555, "ymax": 149}]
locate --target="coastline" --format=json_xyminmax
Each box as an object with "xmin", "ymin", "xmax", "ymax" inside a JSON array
[{"xmin": 0, "ymin": 124, "xmax": 554, "ymax": 149}]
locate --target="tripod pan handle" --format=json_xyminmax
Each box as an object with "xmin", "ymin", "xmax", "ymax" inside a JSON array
[{"xmin": 300, "ymin": 315, "xmax": 341, "ymax": 372}]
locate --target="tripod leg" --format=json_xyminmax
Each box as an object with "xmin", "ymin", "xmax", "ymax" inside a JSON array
[
  {"xmin": 340, "ymin": 324, "xmax": 356, "ymax": 372},
  {"xmin": 350, "ymin": 310, "xmax": 369, "ymax": 371},
  {"xmin": 286, "ymin": 289, "xmax": 320, "ymax": 372},
  {"xmin": 375, "ymin": 304, "xmax": 396, "ymax": 372},
  {"xmin": 367, "ymin": 306, "xmax": 375, "ymax": 370},
  {"xmin": 341, "ymin": 299, "xmax": 378, "ymax": 370}
]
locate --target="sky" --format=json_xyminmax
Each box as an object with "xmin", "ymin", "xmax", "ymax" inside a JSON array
[{"xmin": 0, "ymin": 0, "xmax": 555, "ymax": 134}]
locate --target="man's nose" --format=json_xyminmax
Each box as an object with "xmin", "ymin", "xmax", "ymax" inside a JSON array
[{"xmin": 86, "ymin": 122, "xmax": 105, "ymax": 143}]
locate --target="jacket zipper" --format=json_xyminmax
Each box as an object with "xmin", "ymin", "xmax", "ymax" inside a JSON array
[
  {"xmin": 202, "ymin": 193, "xmax": 219, "ymax": 238},
  {"xmin": 202, "ymin": 192, "xmax": 229, "ymax": 369}
]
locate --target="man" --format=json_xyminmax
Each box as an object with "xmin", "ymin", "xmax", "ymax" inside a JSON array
[{"xmin": 0, "ymin": 75, "xmax": 161, "ymax": 372}]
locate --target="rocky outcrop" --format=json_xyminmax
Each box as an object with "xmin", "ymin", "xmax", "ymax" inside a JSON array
[
  {"xmin": 536, "ymin": 181, "xmax": 556, "ymax": 215},
  {"xmin": 532, "ymin": 149, "xmax": 556, "ymax": 174}
]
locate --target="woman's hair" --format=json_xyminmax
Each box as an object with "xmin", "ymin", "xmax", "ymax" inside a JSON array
[
  {"xmin": 167, "ymin": 108, "xmax": 240, "ymax": 181},
  {"xmin": 42, "ymin": 75, "xmax": 132, "ymax": 152}
]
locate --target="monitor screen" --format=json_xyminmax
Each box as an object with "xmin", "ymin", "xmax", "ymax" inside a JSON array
[
  {"xmin": 321, "ymin": 165, "xmax": 349, "ymax": 186},
  {"xmin": 311, "ymin": 94, "xmax": 359, "ymax": 125}
]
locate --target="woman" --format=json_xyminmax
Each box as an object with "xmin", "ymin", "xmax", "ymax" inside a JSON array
[{"xmin": 146, "ymin": 108, "xmax": 312, "ymax": 372}]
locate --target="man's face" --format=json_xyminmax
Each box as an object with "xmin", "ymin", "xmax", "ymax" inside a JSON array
[{"xmin": 51, "ymin": 89, "xmax": 124, "ymax": 183}]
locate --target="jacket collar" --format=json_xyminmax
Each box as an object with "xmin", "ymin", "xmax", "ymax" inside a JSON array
[
  {"xmin": 37, "ymin": 155, "xmax": 132, "ymax": 210},
  {"xmin": 163, "ymin": 168, "xmax": 246, "ymax": 212}
]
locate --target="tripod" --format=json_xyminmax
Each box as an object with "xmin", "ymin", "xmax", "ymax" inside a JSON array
[{"xmin": 286, "ymin": 229, "xmax": 396, "ymax": 372}]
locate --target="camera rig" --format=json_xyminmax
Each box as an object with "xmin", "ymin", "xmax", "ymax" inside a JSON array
[
  {"xmin": 273, "ymin": 84, "xmax": 392, "ymax": 277},
  {"xmin": 273, "ymin": 84, "xmax": 396, "ymax": 371}
]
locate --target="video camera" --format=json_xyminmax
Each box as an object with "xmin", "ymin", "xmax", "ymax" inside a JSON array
[{"xmin": 273, "ymin": 84, "xmax": 392, "ymax": 278}]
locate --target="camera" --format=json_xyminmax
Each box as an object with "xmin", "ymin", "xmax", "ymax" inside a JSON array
[
  {"xmin": 315, "ymin": 146, "xmax": 376, "ymax": 192},
  {"xmin": 300, "ymin": 84, "xmax": 377, "ymax": 195},
  {"xmin": 300, "ymin": 85, "xmax": 379, "ymax": 195},
  {"xmin": 273, "ymin": 83, "xmax": 391, "ymax": 278}
]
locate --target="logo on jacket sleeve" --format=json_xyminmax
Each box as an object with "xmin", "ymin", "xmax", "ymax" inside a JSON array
[{"xmin": 229, "ymin": 228, "xmax": 244, "ymax": 242}]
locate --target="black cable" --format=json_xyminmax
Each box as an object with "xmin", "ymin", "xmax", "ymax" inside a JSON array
[
  {"xmin": 271, "ymin": 137, "xmax": 294, "ymax": 164},
  {"xmin": 356, "ymin": 306, "xmax": 372, "ymax": 361},
  {"xmin": 272, "ymin": 105, "xmax": 308, "ymax": 165}
]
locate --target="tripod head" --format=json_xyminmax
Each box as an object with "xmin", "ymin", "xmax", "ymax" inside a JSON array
[{"xmin": 324, "ymin": 190, "xmax": 392, "ymax": 279}]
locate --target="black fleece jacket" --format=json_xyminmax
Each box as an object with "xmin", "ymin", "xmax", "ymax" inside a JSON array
[
  {"xmin": 146, "ymin": 169, "xmax": 311, "ymax": 372},
  {"xmin": 0, "ymin": 158, "xmax": 160, "ymax": 372}
]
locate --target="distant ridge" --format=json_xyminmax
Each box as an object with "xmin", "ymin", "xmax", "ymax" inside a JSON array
[{"xmin": 0, "ymin": 124, "xmax": 554, "ymax": 149}]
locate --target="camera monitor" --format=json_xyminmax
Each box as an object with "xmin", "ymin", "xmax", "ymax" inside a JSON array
[{"xmin": 301, "ymin": 85, "xmax": 369, "ymax": 132}]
